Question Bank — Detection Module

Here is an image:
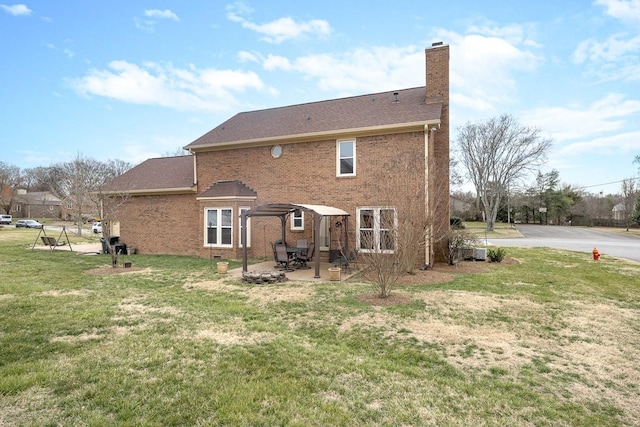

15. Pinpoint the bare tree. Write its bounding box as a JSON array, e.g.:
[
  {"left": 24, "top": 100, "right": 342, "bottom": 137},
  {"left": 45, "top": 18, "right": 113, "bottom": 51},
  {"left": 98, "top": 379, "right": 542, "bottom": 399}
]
[
  {"left": 621, "top": 179, "right": 637, "bottom": 231},
  {"left": 0, "top": 162, "right": 22, "bottom": 214},
  {"left": 355, "top": 149, "right": 449, "bottom": 298},
  {"left": 457, "top": 114, "right": 552, "bottom": 231}
]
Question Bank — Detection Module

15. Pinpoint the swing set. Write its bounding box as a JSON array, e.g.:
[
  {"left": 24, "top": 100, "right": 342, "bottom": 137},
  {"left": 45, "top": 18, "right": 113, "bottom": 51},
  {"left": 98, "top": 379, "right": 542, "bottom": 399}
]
[{"left": 31, "top": 226, "right": 73, "bottom": 252}]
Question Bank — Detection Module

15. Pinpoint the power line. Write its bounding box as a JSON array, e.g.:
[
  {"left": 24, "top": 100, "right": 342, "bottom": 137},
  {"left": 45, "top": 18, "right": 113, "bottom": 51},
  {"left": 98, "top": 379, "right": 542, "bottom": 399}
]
[{"left": 574, "top": 176, "right": 640, "bottom": 190}]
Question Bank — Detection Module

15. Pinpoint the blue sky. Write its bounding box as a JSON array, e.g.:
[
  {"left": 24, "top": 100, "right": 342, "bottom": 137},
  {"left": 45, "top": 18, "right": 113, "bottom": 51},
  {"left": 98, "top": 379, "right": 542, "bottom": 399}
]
[{"left": 1, "top": 1, "right": 639, "bottom": 195}]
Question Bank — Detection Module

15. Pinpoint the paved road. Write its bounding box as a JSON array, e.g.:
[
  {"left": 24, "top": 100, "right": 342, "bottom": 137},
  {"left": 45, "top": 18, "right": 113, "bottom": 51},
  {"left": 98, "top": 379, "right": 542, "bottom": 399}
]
[{"left": 486, "top": 224, "right": 640, "bottom": 263}]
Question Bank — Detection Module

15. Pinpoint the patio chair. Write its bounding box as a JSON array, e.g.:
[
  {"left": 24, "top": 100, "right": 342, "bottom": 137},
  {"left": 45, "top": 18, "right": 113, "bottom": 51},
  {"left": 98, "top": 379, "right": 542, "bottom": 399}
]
[
  {"left": 332, "top": 250, "right": 356, "bottom": 273},
  {"left": 274, "top": 243, "right": 294, "bottom": 272},
  {"left": 295, "top": 243, "right": 314, "bottom": 269}
]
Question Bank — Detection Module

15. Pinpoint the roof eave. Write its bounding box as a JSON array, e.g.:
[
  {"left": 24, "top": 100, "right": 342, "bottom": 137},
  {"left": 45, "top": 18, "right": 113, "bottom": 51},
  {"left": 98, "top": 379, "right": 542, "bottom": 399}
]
[
  {"left": 186, "top": 119, "right": 440, "bottom": 152},
  {"left": 100, "top": 186, "right": 197, "bottom": 196}
]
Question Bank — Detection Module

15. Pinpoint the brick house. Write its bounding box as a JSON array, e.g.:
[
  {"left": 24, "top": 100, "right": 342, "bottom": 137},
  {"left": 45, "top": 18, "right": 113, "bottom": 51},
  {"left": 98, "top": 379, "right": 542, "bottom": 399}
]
[
  {"left": 101, "top": 43, "right": 450, "bottom": 266},
  {"left": 12, "top": 190, "right": 62, "bottom": 219}
]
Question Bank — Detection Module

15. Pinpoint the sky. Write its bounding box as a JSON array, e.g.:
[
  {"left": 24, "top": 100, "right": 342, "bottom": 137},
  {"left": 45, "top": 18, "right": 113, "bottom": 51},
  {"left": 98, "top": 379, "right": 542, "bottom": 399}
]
[{"left": 1, "top": 0, "right": 639, "bottom": 195}]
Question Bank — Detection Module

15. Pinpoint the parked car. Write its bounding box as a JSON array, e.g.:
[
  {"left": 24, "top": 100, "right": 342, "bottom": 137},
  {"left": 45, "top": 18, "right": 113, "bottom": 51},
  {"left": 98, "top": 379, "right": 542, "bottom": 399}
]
[
  {"left": 0, "top": 215, "right": 12, "bottom": 225},
  {"left": 92, "top": 221, "right": 102, "bottom": 234},
  {"left": 15, "top": 219, "right": 43, "bottom": 229}
]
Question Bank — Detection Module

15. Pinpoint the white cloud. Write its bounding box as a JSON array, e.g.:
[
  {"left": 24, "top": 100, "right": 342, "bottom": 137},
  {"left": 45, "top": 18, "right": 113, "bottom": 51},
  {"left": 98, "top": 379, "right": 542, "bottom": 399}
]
[
  {"left": 257, "top": 23, "right": 539, "bottom": 106},
  {"left": 436, "top": 25, "right": 540, "bottom": 114},
  {"left": 226, "top": 2, "right": 331, "bottom": 43},
  {"left": 558, "top": 130, "right": 640, "bottom": 157},
  {"left": 573, "top": 34, "right": 640, "bottom": 63},
  {"left": 524, "top": 93, "right": 640, "bottom": 141},
  {"left": 0, "top": 3, "right": 32, "bottom": 16},
  {"left": 46, "top": 43, "right": 74, "bottom": 58},
  {"left": 572, "top": 1, "right": 640, "bottom": 81},
  {"left": 144, "top": 9, "right": 179, "bottom": 21},
  {"left": 135, "top": 9, "right": 179, "bottom": 32},
  {"left": 237, "top": 50, "right": 260, "bottom": 63},
  {"left": 595, "top": 0, "right": 640, "bottom": 25},
  {"left": 69, "top": 61, "right": 270, "bottom": 112},
  {"left": 260, "top": 46, "right": 424, "bottom": 95}
]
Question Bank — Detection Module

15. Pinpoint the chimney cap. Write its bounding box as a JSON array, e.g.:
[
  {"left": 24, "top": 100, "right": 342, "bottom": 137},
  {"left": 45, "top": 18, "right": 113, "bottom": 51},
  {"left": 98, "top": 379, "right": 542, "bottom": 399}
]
[{"left": 431, "top": 41, "right": 443, "bottom": 47}]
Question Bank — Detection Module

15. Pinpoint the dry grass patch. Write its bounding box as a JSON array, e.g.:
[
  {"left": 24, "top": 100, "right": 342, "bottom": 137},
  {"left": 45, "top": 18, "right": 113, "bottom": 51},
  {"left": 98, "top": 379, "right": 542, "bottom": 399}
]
[
  {"left": 193, "top": 329, "right": 278, "bottom": 346},
  {"left": 186, "top": 278, "right": 316, "bottom": 304},
  {"left": 85, "top": 266, "right": 153, "bottom": 275}
]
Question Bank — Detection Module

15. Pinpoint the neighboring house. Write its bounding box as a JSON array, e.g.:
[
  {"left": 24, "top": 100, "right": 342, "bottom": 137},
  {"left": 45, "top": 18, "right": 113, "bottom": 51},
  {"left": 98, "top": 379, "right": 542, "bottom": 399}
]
[
  {"left": 12, "top": 190, "right": 62, "bottom": 219},
  {"left": 612, "top": 203, "right": 624, "bottom": 220},
  {"left": 60, "top": 195, "right": 100, "bottom": 222},
  {"left": 101, "top": 43, "right": 451, "bottom": 265}
]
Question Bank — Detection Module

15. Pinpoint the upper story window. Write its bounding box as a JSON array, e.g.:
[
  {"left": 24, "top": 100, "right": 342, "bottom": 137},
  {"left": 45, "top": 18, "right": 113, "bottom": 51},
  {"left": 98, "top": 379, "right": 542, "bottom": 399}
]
[
  {"left": 206, "top": 208, "right": 233, "bottom": 247},
  {"left": 291, "top": 209, "right": 304, "bottom": 231},
  {"left": 337, "top": 139, "right": 355, "bottom": 177}
]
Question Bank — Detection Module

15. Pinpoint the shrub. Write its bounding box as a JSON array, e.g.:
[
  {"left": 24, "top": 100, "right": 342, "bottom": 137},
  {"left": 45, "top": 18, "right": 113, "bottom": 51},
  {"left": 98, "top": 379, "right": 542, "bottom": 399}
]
[
  {"left": 450, "top": 216, "right": 464, "bottom": 229},
  {"left": 487, "top": 247, "right": 506, "bottom": 263},
  {"left": 447, "top": 229, "right": 477, "bottom": 265}
]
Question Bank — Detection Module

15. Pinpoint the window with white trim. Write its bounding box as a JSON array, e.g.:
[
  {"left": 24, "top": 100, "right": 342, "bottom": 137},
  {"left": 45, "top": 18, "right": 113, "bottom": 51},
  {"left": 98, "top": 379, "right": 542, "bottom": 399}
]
[
  {"left": 291, "top": 209, "right": 304, "bottom": 231},
  {"left": 337, "top": 139, "right": 355, "bottom": 176},
  {"left": 357, "top": 207, "right": 397, "bottom": 253},
  {"left": 239, "top": 207, "right": 251, "bottom": 247},
  {"left": 206, "top": 208, "right": 232, "bottom": 247}
]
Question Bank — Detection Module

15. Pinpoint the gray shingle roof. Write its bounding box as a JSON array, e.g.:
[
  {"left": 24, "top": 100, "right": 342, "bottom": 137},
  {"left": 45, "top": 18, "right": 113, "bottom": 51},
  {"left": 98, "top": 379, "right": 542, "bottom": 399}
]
[
  {"left": 100, "top": 156, "right": 194, "bottom": 193},
  {"left": 185, "top": 86, "right": 440, "bottom": 149},
  {"left": 197, "top": 180, "right": 257, "bottom": 199}
]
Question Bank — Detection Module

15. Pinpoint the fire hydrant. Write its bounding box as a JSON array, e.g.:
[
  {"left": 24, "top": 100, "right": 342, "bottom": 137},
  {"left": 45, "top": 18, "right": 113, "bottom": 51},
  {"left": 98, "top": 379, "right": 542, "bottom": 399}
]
[{"left": 592, "top": 247, "right": 600, "bottom": 261}]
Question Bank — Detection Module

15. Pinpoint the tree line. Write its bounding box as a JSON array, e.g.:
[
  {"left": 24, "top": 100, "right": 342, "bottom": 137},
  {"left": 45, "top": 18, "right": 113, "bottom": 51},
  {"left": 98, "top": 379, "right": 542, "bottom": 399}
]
[
  {"left": 0, "top": 154, "right": 132, "bottom": 234},
  {"left": 453, "top": 114, "right": 640, "bottom": 229}
]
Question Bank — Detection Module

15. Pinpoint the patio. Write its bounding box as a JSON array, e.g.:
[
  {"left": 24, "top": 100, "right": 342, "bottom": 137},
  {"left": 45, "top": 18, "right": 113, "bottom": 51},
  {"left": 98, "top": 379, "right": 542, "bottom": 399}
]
[
  {"left": 241, "top": 203, "right": 352, "bottom": 279},
  {"left": 228, "top": 260, "right": 360, "bottom": 282}
]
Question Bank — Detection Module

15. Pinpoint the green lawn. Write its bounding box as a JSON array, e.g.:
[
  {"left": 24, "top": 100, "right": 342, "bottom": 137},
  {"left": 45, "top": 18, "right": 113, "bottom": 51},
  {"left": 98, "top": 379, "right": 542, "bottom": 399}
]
[{"left": 1, "top": 227, "right": 639, "bottom": 426}]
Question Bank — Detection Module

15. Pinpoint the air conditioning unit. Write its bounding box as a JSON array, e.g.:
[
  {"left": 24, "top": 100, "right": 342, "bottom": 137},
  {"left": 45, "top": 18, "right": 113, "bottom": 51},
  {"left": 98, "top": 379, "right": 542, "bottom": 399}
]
[
  {"left": 461, "top": 247, "right": 475, "bottom": 260},
  {"left": 474, "top": 248, "right": 487, "bottom": 261}
]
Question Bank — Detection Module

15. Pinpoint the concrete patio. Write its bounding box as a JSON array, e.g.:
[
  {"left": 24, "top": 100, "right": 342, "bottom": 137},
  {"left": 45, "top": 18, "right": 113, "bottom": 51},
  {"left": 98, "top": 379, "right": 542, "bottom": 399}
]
[{"left": 227, "top": 260, "right": 360, "bottom": 282}]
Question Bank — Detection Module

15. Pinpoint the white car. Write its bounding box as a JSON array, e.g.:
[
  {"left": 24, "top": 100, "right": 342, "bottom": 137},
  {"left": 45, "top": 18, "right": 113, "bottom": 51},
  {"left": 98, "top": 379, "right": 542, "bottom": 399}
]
[
  {"left": 92, "top": 221, "right": 103, "bottom": 234},
  {"left": 0, "top": 215, "right": 11, "bottom": 225}
]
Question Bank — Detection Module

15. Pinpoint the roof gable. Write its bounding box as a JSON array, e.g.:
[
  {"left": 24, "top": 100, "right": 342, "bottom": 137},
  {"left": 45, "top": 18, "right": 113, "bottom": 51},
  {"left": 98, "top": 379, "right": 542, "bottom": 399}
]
[
  {"left": 197, "top": 180, "right": 257, "bottom": 199},
  {"left": 185, "top": 87, "right": 441, "bottom": 150}
]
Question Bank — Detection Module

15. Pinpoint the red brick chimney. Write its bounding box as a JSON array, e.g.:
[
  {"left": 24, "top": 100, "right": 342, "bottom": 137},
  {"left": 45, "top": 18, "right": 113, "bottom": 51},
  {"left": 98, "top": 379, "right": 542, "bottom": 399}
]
[{"left": 426, "top": 42, "right": 450, "bottom": 262}]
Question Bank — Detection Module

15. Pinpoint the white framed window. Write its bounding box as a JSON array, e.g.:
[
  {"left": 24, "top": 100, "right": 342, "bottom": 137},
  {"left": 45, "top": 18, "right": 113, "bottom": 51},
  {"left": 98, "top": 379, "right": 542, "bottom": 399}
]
[
  {"left": 356, "top": 207, "right": 397, "bottom": 253},
  {"left": 337, "top": 139, "right": 356, "bottom": 176},
  {"left": 291, "top": 209, "right": 304, "bottom": 231},
  {"left": 205, "top": 208, "right": 233, "bottom": 247},
  {"left": 13, "top": 205, "right": 21, "bottom": 212},
  {"left": 239, "top": 207, "right": 251, "bottom": 247}
]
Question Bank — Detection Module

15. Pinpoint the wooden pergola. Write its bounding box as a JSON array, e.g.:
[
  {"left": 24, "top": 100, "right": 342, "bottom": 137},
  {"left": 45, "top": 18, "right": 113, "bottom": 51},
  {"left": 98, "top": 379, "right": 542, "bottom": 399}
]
[{"left": 241, "top": 203, "right": 350, "bottom": 278}]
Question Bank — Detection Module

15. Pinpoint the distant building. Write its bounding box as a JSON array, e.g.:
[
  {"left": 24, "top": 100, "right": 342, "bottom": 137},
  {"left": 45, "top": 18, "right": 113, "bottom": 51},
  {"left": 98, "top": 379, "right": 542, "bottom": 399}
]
[{"left": 12, "top": 190, "right": 62, "bottom": 219}]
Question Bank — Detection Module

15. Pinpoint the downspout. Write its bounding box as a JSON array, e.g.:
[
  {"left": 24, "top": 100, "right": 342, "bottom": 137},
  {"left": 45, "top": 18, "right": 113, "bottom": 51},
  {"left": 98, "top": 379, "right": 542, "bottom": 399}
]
[
  {"left": 241, "top": 211, "right": 248, "bottom": 273},
  {"left": 191, "top": 150, "right": 197, "bottom": 187},
  {"left": 424, "top": 124, "right": 431, "bottom": 267}
]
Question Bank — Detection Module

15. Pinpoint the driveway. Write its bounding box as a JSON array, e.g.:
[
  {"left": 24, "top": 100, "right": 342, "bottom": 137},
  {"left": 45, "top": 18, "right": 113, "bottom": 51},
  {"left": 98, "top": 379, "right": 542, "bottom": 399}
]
[{"left": 487, "top": 224, "right": 640, "bottom": 263}]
